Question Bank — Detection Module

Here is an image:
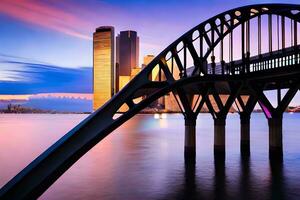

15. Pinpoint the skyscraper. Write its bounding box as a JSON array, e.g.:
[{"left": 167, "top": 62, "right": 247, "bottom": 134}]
[
  {"left": 116, "top": 30, "right": 139, "bottom": 92},
  {"left": 93, "top": 26, "right": 115, "bottom": 111}
]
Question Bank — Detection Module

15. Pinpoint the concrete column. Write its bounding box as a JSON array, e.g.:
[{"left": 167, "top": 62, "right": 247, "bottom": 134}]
[
  {"left": 268, "top": 117, "right": 283, "bottom": 159},
  {"left": 184, "top": 117, "right": 196, "bottom": 162},
  {"left": 214, "top": 118, "right": 226, "bottom": 156},
  {"left": 240, "top": 114, "right": 250, "bottom": 156}
]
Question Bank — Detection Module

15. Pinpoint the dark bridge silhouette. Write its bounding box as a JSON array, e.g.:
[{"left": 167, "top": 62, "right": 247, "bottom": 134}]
[{"left": 1, "top": 4, "right": 300, "bottom": 199}]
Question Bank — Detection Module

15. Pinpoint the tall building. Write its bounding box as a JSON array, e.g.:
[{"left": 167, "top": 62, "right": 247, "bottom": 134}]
[
  {"left": 93, "top": 26, "right": 115, "bottom": 111},
  {"left": 116, "top": 30, "right": 139, "bottom": 92}
]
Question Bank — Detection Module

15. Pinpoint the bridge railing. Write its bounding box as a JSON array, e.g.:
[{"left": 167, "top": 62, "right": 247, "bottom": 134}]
[
  {"left": 247, "top": 47, "right": 300, "bottom": 74},
  {"left": 205, "top": 46, "right": 300, "bottom": 76}
]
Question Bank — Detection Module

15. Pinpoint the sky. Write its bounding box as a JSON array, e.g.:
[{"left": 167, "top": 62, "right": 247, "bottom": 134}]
[{"left": 0, "top": 0, "right": 299, "bottom": 103}]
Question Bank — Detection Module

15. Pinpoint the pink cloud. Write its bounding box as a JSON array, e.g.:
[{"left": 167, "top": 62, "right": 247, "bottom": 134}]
[{"left": 0, "top": 0, "right": 95, "bottom": 40}]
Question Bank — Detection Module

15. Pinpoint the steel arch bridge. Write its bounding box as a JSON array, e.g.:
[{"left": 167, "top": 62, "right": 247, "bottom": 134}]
[{"left": 1, "top": 3, "right": 300, "bottom": 199}]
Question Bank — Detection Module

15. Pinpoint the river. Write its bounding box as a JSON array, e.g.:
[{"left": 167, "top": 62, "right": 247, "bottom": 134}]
[{"left": 0, "top": 113, "right": 299, "bottom": 199}]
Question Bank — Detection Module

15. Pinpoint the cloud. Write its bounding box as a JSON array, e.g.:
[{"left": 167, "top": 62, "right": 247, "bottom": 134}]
[
  {"left": 0, "top": 56, "right": 92, "bottom": 94},
  {"left": 0, "top": 0, "right": 93, "bottom": 40}
]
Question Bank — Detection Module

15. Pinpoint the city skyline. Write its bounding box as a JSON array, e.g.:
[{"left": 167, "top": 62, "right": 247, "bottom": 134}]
[{"left": 93, "top": 27, "right": 141, "bottom": 110}]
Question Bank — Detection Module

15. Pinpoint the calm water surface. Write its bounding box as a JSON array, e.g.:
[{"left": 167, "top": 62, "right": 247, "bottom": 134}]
[{"left": 0, "top": 113, "right": 300, "bottom": 200}]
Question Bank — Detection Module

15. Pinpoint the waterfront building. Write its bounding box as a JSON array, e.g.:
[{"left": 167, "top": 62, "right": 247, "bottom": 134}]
[
  {"left": 116, "top": 30, "right": 139, "bottom": 92},
  {"left": 93, "top": 26, "right": 115, "bottom": 111}
]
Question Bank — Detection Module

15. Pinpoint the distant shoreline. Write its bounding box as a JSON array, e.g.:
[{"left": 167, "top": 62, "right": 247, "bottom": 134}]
[
  {"left": 0, "top": 111, "right": 299, "bottom": 114},
  {"left": 1, "top": 103, "right": 300, "bottom": 114}
]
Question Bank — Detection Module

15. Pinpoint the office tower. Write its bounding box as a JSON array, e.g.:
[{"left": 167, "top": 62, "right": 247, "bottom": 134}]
[
  {"left": 116, "top": 30, "right": 139, "bottom": 76},
  {"left": 93, "top": 26, "right": 115, "bottom": 111},
  {"left": 116, "top": 30, "right": 139, "bottom": 92}
]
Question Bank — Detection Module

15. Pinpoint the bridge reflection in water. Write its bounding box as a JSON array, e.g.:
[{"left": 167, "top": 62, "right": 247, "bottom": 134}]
[
  {"left": 167, "top": 150, "right": 247, "bottom": 199},
  {"left": 160, "top": 155, "right": 285, "bottom": 200},
  {"left": 1, "top": 3, "right": 300, "bottom": 199}
]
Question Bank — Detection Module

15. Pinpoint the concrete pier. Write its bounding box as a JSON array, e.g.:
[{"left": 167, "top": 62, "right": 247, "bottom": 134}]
[
  {"left": 184, "top": 117, "right": 196, "bottom": 162},
  {"left": 184, "top": 118, "right": 196, "bottom": 162},
  {"left": 268, "top": 117, "right": 283, "bottom": 159},
  {"left": 214, "top": 118, "right": 226, "bottom": 156},
  {"left": 240, "top": 115, "right": 250, "bottom": 156}
]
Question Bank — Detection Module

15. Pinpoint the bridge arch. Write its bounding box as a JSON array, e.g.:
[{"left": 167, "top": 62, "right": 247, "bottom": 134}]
[
  {"left": 145, "top": 4, "right": 300, "bottom": 78},
  {"left": 121, "top": 6, "right": 300, "bottom": 80}
]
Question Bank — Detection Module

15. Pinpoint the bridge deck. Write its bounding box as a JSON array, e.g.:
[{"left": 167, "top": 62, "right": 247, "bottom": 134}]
[{"left": 135, "top": 45, "right": 300, "bottom": 97}]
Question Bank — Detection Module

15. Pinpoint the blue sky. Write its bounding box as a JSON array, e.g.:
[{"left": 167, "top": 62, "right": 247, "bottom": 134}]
[
  {"left": 0, "top": 0, "right": 299, "bottom": 97},
  {"left": 1, "top": 0, "right": 299, "bottom": 67}
]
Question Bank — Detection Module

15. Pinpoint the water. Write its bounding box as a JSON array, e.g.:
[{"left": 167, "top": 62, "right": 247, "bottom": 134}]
[{"left": 0, "top": 113, "right": 300, "bottom": 199}]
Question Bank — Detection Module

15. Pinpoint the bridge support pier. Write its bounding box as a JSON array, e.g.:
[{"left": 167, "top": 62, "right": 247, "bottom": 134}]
[
  {"left": 184, "top": 117, "right": 196, "bottom": 163},
  {"left": 268, "top": 117, "right": 283, "bottom": 159},
  {"left": 254, "top": 85, "right": 298, "bottom": 160},
  {"left": 240, "top": 114, "right": 250, "bottom": 156},
  {"left": 214, "top": 118, "right": 226, "bottom": 157}
]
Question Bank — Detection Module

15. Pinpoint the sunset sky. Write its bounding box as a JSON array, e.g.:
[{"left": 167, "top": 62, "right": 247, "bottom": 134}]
[{"left": 0, "top": 0, "right": 299, "bottom": 99}]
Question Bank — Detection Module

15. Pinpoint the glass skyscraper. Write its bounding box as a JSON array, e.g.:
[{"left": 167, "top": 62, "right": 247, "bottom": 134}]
[
  {"left": 116, "top": 30, "right": 139, "bottom": 92},
  {"left": 93, "top": 26, "right": 115, "bottom": 111}
]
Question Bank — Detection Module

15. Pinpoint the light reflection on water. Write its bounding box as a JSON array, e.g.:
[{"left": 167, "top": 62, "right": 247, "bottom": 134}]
[{"left": 0, "top": 113, "right": 299, "bottom": 199}]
